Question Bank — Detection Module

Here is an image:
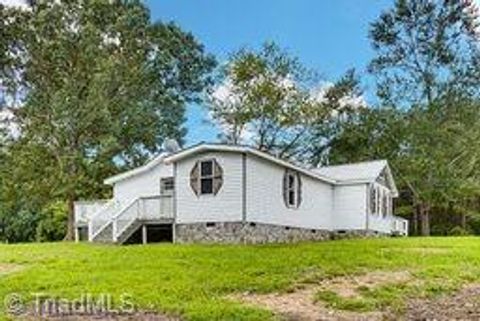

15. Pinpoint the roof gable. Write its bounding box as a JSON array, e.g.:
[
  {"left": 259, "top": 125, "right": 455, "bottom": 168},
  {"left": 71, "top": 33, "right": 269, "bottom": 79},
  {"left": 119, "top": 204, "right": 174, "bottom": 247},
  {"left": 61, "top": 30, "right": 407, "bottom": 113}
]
[
  {"left": 313, "top": 160, "right": 387, "bottom": 182},
  {"left": 163, "top": 144, "right": 336, "bottom": 184},
  {"left": 104, "top": 143, "right": 398, "bottom": 196}
]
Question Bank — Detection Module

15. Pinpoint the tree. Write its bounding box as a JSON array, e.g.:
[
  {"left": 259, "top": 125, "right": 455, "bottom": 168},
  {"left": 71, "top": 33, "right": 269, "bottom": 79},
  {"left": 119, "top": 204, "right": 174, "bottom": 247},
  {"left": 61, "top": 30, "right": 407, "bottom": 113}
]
[
  {"left": 366, "top": 0, "right": 480, "bottom": 235},
  {"left": 327, "top": 96, "right": 480, "bottom": 236},
  {"left": 369, "top": 0, "right": 480, "bottom": 106},
  {"left": 302, "top": 69, "right": 365, "bottom": 166},
  {"left": 36, "top": 200, "right": 68, "bottom": 242},
  {"left": 0, "top": 0, "right": 215, "bottom": 240},
  {"left": 208, "top": 42, "right": 363, "bottom": 161}
]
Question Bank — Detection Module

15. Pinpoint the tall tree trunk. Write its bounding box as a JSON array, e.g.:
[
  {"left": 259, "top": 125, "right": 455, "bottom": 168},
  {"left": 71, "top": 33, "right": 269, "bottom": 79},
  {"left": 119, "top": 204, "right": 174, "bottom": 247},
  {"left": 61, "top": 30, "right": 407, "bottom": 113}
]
[
  {"left": 65, "top": 194, "right": 76, "bottom": 241},
  {"left": 64, "top": 156, "right": 78, "bottom": 241},
  {"left": 413, "top": 203, "right": 419, "bottom": 235},
  {"left": 420, "top": 203, "right": 430, "bottom": 236},
  {"left": 461, "top": 212, "right": 467, "bottom": 230},
  {"left": 460, "top": 200, "right": 467, "bottom": 230}
]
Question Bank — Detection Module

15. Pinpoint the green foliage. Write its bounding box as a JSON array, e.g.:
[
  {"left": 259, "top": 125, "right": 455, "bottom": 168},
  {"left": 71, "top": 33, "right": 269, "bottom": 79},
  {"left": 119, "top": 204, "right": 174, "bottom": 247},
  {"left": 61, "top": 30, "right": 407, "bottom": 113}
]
[
  {"left": 0, "top": 0, "right": 215, "bottom": 239},
  {"left": 36, "top": 201, "right": 67, "bottom": 242},
  {"left": 369, "top": 0, "right": 480, "bottom": 106},
  {"left": 448, "top": 226, "right": 470, "bottom": 237},
  {"left": 465, "top": 216, "right": 480, "bottom": 235},
  {"left": 328, "top": 97, "right": 480, "bottom": 235},
  {"left": 0, "top": 207, "right": 38, "bottom": 243},
  {"left": 0, "top": 200, "right": 67, "bottom": 243},
  {"left": 208, "top": 42, "right": 362, "bottom": 161},
  {"left": 325, "top": 0, "right": 480, "bottom": 235},
  {"left": 1, "top": 0, "right": 479, "bottom": 242}
]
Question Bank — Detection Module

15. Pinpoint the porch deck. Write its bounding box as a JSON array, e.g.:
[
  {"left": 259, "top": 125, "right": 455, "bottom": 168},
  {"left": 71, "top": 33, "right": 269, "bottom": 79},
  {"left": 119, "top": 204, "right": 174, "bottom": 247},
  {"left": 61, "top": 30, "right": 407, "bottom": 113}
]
[{"left": 74, "top": 195, "right": 174, "bottom": 243}]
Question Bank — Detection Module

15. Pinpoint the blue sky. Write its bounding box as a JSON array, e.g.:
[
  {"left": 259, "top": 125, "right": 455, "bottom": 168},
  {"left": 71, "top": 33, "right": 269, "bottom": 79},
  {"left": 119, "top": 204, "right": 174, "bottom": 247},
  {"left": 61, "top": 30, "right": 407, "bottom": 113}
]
[{"left": 147, "top": 0, "right": 395, "bottom": 145}]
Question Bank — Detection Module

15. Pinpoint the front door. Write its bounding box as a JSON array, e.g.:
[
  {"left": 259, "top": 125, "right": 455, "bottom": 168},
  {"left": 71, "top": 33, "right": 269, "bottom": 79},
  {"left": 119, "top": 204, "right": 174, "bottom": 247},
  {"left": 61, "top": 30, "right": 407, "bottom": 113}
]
[{"left": 160, "top": 177, "right": 174, "bottom": 217}]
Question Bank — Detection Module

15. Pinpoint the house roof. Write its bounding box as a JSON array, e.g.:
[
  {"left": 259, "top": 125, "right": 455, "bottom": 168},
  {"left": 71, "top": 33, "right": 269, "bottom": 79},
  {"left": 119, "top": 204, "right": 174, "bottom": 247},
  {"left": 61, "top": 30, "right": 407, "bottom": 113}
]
[
  {"left": 312, "top": 160, "right": 398, "bottom": 196},
  {"left": 313, "top": 160, "right": 387, "bottom": 182},
  {"left": 104, "top": 143, "right": 398, "bottom": 196},
  {"left": 163, "top": 143, "right": 337, "bottom": 184}
]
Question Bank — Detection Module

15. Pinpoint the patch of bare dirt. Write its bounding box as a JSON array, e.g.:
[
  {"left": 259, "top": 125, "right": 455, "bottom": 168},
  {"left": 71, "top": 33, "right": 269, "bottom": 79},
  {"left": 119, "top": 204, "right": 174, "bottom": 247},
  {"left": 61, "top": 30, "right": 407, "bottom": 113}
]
[
  {"left": 400, "top": 247, "right": 452, "bottom": 255},
  {"left": 405, "top": 284, "right": 480, "bottom": 321},
  {"left": 319, "top": 270, "right": 411, "bottom": 298},
  {"left": 232, "top": 270, "right": 411, "bottom": 321},
  {"left": 235, "top": 287, "right": 384, "bottom": 321},
  {"left": 0, "top": 263, "right": 23, "bottom": 275},
  {"left": 20, "top": 312, "right": 181, "bottom": 321}
]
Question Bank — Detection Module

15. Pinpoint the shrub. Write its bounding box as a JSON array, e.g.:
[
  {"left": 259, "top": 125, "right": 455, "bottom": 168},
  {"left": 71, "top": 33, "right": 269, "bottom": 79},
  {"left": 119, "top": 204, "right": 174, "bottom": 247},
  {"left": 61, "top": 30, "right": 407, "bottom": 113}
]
[
  {"left": 448, "top": 226, "right": 470, "bottom": 236},
  {"left": 0, "top": 208, "right": 39, "bottom": 243},
  {"left": 36, "top": 201, "right": 67, "bottom": 242}
]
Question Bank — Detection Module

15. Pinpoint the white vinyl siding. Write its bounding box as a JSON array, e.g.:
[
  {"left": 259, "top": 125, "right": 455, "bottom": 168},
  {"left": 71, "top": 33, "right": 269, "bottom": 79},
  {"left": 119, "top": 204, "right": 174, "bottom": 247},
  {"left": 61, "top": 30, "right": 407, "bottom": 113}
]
[
  {"left": 332, "top": 184, "right": 368, "bottom": 230},
  {"left": 113, "top": 162, "right": 173, "bottom": 205},
  {"left": 246, "top": 155, "right": 333, "bottom": 229},
  {"left": 111, "top": 147, "right": 400, "bottom": 235},
  {"left": 175, "top": 152, "right": 243, "bottom": 223}
]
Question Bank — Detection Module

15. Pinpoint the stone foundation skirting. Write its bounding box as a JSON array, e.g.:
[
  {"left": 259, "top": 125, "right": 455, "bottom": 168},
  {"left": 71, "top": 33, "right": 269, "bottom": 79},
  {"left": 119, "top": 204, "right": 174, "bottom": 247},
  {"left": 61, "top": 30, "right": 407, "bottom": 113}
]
[
  {"left": 174, "top": 222, "right": 331, "bottom": 244},
  {"left": 331, "top": 229, "right": 387, "bottom": 240}
]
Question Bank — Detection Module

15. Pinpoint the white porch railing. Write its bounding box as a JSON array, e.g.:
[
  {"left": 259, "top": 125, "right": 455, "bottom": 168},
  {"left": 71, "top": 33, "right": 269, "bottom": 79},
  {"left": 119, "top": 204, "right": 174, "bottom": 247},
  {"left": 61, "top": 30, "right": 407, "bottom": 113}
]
[
  {"left": 74, "top": 200, "right": 110, "bottom": 225},
  {"left": 112, "top": 195, "right": 173, "bottom": 242},
  {"left": 139, "top": 195, "right": 173, "bottom": 221},
  {"left": 112, "top": 198, "right": 139, "bottom": 241},
  {"left": 88, "top": 200, "right": 121, "bottom": 241},
  {"left": 392, "top": 216, "right": 409, "bottom": 236}
]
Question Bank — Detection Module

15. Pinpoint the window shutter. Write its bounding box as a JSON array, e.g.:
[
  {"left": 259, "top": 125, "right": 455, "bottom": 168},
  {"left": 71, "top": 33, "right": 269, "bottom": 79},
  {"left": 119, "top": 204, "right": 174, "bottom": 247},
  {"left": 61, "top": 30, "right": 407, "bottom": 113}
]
[
  {"left": 282, "top": 170, "right": 288, "bottom": 207},
  {"left": 296, "top": 172, "right": 302, "bottom": 207},
  {"left": 212, "top": 159, "right": 223, "bottom": 195},
  {"left": 190, "top": 161, "right": 200, "bottom": 196}
]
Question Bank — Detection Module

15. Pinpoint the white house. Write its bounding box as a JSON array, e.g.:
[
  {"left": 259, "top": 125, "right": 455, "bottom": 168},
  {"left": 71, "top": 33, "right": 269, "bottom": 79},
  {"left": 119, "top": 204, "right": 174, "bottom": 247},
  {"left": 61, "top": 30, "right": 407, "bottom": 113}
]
[{"left": 74, "top": 143, "right": 408, "bottom": 244}]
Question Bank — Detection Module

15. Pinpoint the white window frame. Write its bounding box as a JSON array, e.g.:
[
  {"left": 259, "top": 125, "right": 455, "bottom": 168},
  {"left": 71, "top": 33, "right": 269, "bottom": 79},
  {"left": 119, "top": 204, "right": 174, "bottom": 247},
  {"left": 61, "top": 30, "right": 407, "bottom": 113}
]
[
  {"left": 199, "top": 159, "right": 215, "bottom": 195},
  {"left": 382, "top": 190, "right": 387, "bottom": 218},
  {"left": 370, "top": 184, "right": 394, "bottom": 218},
  {"left": 160, "top": 177, "right": 174, "bottom": 196},
  {"left": 388, "top": 195, "right": 393, "bottom": 216},
  {"left": 286, "top": 171, "right": 299, "bottom": 208},
  {"left": 376, "top": 186, "right": 381, "bottom": 216},
  {"left": 369, "top": 184, "right": 377, "bottom": 216}
]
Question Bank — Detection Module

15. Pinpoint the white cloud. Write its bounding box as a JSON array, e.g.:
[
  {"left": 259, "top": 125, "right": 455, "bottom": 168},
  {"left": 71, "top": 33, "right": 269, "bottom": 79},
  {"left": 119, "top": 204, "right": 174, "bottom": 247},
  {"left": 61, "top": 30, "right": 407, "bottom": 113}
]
[
  {"left": 310, "top": 82, "right": 366, "bottom": 109},
  {"left": 210, "top": 79, "right": 240, "bottom": 106},
  {"left": 0, "top": 0, "right": 29, "bottom": 8},
  {"left": 470, "top": 1, "right": 480, "bottom": 35},
  {"left": 0, "top": 109, "right": 19, "bottom": 139}
]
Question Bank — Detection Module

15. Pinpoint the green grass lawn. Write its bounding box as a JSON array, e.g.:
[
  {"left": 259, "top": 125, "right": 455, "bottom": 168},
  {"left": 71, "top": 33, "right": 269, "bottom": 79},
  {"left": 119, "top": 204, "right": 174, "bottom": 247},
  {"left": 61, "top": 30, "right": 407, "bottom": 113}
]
[{"left": 0, "top": 237, "right": 479, "bottom": 320}]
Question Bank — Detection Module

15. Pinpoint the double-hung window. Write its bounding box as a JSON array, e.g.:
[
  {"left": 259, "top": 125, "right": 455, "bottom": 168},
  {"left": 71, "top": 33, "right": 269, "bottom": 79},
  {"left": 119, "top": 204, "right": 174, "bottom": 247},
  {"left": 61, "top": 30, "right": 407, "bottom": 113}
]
[
  {"left": 190, "top": 158, "right": 223, "bottom": 196},
  {"left": 370, "top": 185, "right": 377, "bottom": 215},
  {"left": 283, "top": 169, "right": 302, "bottom": 209},
  {"left": 160, "top": 177, "right": 174, "bottom": 196},
  {"left": 382, "top": 191, "right": 388, "bottom": 218},
  {"left": 287, "top": 171, "right": 298, "bottom": 207},
  {"left": 200, "top": 160, "right": 214, "bottom": 195}
]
